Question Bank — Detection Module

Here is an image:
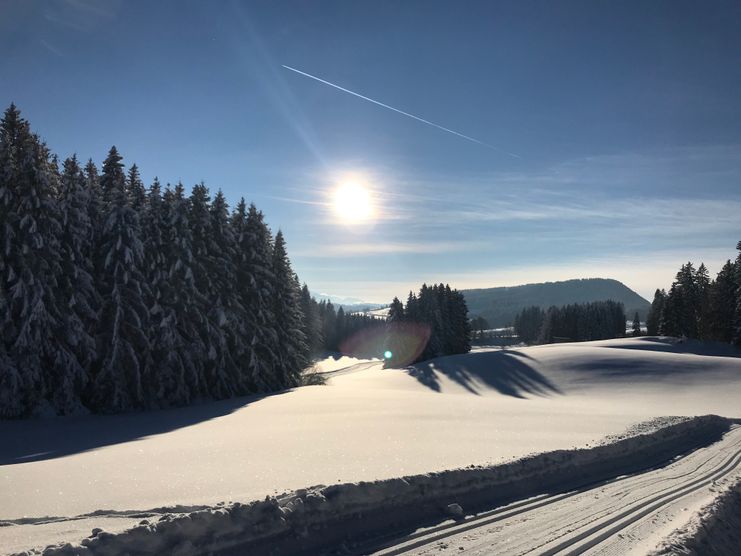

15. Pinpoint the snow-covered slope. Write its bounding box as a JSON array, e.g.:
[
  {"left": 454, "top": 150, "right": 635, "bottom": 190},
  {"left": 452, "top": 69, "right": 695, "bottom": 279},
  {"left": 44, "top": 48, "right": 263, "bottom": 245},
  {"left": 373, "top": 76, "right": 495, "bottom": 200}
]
[{"left": 2, "top": 337, "right": 740, "bottom": 553}]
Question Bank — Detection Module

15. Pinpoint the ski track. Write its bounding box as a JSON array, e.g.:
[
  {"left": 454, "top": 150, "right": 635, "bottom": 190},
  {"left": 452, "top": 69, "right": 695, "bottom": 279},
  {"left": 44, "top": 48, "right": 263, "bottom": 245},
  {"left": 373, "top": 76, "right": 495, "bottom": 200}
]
[{"left": 370, "top": 425, "right": 741, "bottom": 556}]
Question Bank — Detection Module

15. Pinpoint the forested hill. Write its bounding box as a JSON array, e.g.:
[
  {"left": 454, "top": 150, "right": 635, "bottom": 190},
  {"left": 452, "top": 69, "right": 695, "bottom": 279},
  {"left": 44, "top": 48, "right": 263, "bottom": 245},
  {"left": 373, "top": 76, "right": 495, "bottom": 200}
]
[{"left": 462, "top": 278, "right": 650, "bottom": 327}]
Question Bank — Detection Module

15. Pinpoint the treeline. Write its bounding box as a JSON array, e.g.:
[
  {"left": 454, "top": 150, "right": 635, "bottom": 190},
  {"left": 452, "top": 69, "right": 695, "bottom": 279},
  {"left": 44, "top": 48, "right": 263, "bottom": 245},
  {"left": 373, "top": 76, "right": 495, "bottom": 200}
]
[
  {"left": 646, "top": 243, "right": 741, "bottom": 345},
  {"left": 0, "top": 104, "right": 309, "bottom": 418},
  {"left": 385, "top": 283, "right": 471, "bottom": 366},
  {"left": 299, "top": 287, "right": 386, "bottom": 357},
  {"left": 514, "top": 300, "right": 627, "bottom": 344}
]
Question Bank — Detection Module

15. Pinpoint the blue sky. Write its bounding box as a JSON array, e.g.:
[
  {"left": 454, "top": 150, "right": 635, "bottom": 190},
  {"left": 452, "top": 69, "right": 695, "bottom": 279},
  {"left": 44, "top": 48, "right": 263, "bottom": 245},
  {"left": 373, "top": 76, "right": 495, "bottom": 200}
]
[{"left": 2, "top": 0, "right": 740, "bottom": 302}]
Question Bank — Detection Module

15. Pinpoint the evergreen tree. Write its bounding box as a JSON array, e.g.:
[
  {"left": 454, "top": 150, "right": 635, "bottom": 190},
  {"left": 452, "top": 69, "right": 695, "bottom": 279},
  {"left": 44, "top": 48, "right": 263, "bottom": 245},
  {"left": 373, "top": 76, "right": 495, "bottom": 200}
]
[
  {"left": 734, "top": 241, "right": 741, "bottom": 346},
  {"left": 188, "top": 183, "right": 229, "bottom": 398},
  {"left": 384, "top": 283, "right": 470, "bottom": 364},
  {"left": 696, "top": 263, "right": 711, "bottom": 339},
  {"left": 514, "top": 306, "right": 545, "bottom": 344},
  {"left": 232, "top": 200, "right": 279, "bottom": 391},
  {"left": 632, "top": 312, "right": 641, "bottom": 336},
  {"left": 319, "top": 300, "right": 338, "bottom": 351},
  {"left": 646, "top": 289, "right": 665, "bottom": 336},
  {"left": 84, "top": 158, "right": 103, "bottom": 244},
  {"left": 126, "top": 163, "right": 146, "bottom": 211},
  {"left": 706, "top": 260, "right": 736, "bottom": 343},
  {"left": 447, "top": 286, "right": 472, "bottom": 354},
  {"left": 660, "top": 283, "right": 681, "bottom": 337},
  {"left": 299, "top": 284, "right": 323, "bottom": 355},
  {"left": 519, "top": 301, "right": 625, "bottom": 345},
  {"left": 0, "top": 105, "right": 323, "bottom": 416},
  {"left": 205, "top": 189, "right": 245, "bottom": 397},
  {"left": 58, "top": 155, "right": 98, "bottom": 384},
  {"left": 271, "top": 231, "right": 308, "bottom": 387},
  {"left": 674, "top": 262, "right": 699, "bottom": 337},
  {"left": 388, "top": 297, "right": 404, "bottom": 322},
  {"left": 0, "top": 105, "right": 25, "bottom": 416},
  {"left": 142, "top": 181, "right": 197, "bottom": 406},
  {"left": 160, "top": 183, "right": 207, "bottom": 402},
  {"left": 0, "top": 106, "right": 82, "bottom": 415},
  {"left": 91, "top": 147, "right": 150, "bottom": 412}
]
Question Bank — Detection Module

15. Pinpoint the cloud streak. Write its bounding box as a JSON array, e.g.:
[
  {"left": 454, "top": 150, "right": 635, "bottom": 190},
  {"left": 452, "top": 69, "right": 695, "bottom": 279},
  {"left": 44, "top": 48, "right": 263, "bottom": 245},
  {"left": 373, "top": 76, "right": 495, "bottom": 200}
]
[
  {"left": 294, "top": 239, "right": 488, "bottom": 258},
  {"left": 282, "top": 64, "right": 520, "bottom": 158}
]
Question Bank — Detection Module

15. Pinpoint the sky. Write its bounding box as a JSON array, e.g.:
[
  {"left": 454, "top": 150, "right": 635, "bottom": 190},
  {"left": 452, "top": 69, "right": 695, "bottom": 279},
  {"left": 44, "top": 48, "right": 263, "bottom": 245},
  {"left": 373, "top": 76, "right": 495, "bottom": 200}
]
[{"left": 1, "top": 0, "right": 740, "bottom": 303}]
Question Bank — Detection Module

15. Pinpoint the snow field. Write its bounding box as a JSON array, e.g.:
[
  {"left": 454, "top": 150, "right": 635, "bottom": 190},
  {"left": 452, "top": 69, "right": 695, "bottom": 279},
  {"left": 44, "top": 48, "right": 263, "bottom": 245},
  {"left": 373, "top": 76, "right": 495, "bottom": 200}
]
[
  {"left": 20, "top": 416, "right": 732, "bottom": 555},
  {"left": 2, "top": 337, "right": 740, "bottom": 553}
]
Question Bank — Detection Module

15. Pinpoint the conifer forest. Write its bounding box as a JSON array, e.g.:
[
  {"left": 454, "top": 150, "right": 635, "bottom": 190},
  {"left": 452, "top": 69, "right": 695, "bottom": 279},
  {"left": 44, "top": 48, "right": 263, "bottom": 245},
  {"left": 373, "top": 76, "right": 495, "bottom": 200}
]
[{"left": 0, "top": 105, "right": 472, "bottom": 418}]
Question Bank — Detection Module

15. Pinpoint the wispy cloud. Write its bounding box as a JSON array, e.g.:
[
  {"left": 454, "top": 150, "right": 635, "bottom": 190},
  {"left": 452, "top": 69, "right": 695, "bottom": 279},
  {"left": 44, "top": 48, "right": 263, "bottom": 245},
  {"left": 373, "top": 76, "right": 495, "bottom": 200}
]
[
  {"left": 306, "top": 246, "right": 737, "bottom": 303},
  {"left": 43, "top": 0, "right": 120, "bottom": 32},
  {"left": 294, "top": 239, "right": 488, "bottom": 258},
  {"left": 279, "top": 143, "right": 740, "bottom": 301},
  {"left": 39, "top": 39, "right": 63, "bottom": 57}
]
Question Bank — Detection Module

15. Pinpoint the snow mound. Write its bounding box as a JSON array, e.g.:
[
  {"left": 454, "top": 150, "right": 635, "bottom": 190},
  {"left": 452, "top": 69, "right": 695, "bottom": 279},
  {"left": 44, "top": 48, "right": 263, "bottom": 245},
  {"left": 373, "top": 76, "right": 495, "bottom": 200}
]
[{"left": 23, "top": 415, "right": 730, "bottom": 556}]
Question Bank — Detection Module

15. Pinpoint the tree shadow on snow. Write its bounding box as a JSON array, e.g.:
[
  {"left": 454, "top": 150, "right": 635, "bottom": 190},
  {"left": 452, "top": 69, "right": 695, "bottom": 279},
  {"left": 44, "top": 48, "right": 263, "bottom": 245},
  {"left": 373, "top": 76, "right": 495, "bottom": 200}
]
[
  {"left": 605, "top": 336, "right": 741, "bottom": 358},
  {"left": 0, "top": 390, "right": 291, "bottom": 466},
  {"left": 406, "top": 350, "right": 562, "bottom": 398}
]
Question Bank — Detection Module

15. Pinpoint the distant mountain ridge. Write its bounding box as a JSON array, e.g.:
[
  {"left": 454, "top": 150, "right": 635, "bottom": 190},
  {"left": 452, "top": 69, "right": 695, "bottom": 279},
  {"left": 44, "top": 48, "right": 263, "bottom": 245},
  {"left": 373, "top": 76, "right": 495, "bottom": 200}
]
[{"left": 462, "top": 278, "right": 650, "bottom": 327}]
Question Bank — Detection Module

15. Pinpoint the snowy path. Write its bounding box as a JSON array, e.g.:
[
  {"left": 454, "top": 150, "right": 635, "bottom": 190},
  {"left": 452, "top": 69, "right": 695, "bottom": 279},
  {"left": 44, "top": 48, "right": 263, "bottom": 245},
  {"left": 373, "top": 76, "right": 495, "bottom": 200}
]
[{"left": 369, "top": 425, "right": 741, "bottom": 556}]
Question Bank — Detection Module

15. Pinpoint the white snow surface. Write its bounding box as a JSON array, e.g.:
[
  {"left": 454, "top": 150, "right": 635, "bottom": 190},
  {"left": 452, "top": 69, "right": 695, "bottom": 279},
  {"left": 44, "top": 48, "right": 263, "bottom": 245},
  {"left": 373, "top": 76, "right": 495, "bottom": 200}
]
[
  {"left": 309, "top": 353, "right": 380, "bottom": 374},
  {"left": 2, "top": 337, "right": 740, "bottom": 553},
  {"left": 650, "top": 476, "right": 741, "bottom": 555}
]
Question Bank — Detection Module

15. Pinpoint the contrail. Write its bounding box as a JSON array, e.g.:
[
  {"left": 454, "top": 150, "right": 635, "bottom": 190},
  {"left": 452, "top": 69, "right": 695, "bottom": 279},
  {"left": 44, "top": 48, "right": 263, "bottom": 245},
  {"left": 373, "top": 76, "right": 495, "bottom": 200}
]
[{"left": 282, "top": 64, "right": 520, "bottom": 158}]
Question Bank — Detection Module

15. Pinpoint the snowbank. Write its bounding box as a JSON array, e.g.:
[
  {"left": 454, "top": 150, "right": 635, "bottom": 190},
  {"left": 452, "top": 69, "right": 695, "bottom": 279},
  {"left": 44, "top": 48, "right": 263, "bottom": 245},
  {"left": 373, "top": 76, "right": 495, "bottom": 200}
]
[
  {"left": 24, "top": 415, "right": 730, "bottom": 556},
  {"left": 650, "top": 476, "right": 741, "bottom": 556}
]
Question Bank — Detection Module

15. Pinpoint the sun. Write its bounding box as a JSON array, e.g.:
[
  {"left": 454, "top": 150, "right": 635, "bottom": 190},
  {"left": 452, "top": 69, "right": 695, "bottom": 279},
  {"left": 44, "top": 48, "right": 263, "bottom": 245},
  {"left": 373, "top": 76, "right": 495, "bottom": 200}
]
[{"left": 333, "top": 180, "right": 374, "bottom": 223}]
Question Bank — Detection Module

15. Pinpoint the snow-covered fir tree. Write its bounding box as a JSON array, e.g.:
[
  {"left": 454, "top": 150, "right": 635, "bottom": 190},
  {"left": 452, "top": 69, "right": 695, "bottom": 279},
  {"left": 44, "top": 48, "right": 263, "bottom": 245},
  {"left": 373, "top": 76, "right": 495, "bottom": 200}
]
[
  {"left": 231, "top": 200, "right": 280, "bottom": 391},
  {"left": 157, "top": 183, "right": 207, "bottom": 403},
  {"left": 734, "top": 241, "right": 741, "bottom": 346},
  {"left": 299, "top": 284, "right": 323, "bottom": 356},
  {"left": 271, "top": 230, "right": 309, "bottom": 387},
  {"left": 188, "top": 183, "right": 239, "bottom": 399},
  {"left": 206, "top": 189, "right": 246, "bottom": 396},
  {"left": 0, "top": 105, "right": 82, "bottom": 416},
  {"left": 58, "top": 155, "right": 98, "bottom": 383},
  {"left": 84, "top": 158, "right": 103, "bottom": 245},
  {"left": 126, "top": 164, "right": 146, "bottom": 212},
  {"left": 707, "top": 261, "right": 736, "bottom": 343},
  {"left": 142, "top": 179, "right": 195, "bottom": 406},
  {"left": 646, "top": 289, "right": 666, "bottom": 336},
  {"left": 0, "top": 106, "right": 330, "bottom": 417},
  {"left": 91, "top": 147, "right": 150, "bottom": 412}
]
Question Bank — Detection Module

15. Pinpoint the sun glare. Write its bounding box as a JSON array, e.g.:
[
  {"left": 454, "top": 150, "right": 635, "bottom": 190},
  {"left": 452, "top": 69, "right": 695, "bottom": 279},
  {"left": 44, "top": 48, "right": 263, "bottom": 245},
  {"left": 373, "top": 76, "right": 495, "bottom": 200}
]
[{"left": 333, "top": 181, "right": 374, "bottom": 223}]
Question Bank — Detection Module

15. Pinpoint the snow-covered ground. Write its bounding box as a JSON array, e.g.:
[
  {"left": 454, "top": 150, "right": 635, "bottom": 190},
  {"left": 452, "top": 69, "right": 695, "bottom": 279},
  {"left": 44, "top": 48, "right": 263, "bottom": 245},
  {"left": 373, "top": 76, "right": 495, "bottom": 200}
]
[
  {"left": 651, "top": 475, "right": 741, "bottom": 555},
  {"left": 2, "top": 337, "right": 740, "bottom": 554},
  {"left": 351, "top": 306, "right": 391, "bottom": 319},
  {"left": 309, "top": 353, "right": 381, "bottom": 374}
]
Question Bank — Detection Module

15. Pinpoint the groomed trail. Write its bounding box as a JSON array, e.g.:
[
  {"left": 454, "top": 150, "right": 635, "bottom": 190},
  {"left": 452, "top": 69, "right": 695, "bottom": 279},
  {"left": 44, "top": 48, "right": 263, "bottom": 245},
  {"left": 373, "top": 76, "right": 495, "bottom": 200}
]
[{"left": 369, "top": 424, "right": 741, "bottom": 556}]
